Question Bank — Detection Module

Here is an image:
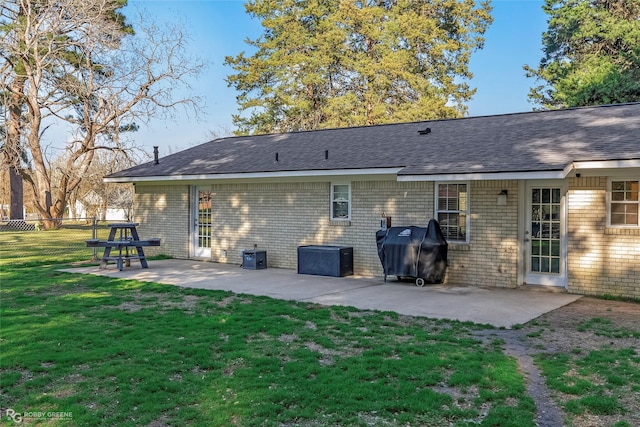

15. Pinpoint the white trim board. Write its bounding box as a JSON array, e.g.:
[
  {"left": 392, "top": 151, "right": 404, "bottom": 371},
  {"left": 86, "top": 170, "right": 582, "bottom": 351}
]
[
  {"left": 104, "top": 168, "right": 404, "bottom": 183},
  {"left": 106, "top": 158, "right": 640, "bottom": 184}
]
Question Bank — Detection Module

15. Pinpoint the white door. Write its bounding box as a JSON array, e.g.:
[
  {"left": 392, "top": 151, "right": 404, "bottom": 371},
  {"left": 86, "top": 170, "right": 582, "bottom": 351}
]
[
  {"left": 191, "top": 186, "right": 212, "bottom": 258},
  {"left": 524, "top": 181, "right": 567, "bottom": 287}
]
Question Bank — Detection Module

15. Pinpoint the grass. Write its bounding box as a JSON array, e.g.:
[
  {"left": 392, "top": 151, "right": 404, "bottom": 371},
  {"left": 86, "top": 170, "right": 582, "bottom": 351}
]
[
  {"left": 534, "top": 329, "right": 640, "bottom": 424},
  {"left": 577, "top": 317, "right": 640, "bottom": 339},
  {"left": 0, "top": 225, "right": 109, "bottom": 268},
  {"left": 3, "top": 232, "right": 639, "bottom": 426},
  {"left": 1, "top": 250, "right": 536, "bottom": 425},
  {"left": 0, "top": 225, "right": 168, "bottom": 269},
  {"left": 525, "top": 329, "right": 544, "bottom": 338}
]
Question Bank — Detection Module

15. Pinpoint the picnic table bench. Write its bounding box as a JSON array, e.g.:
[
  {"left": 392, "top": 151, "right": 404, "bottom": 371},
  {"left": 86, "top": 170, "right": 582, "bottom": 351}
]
[{"left": 86, "top": 223, "right": 160, "bottom": 271}]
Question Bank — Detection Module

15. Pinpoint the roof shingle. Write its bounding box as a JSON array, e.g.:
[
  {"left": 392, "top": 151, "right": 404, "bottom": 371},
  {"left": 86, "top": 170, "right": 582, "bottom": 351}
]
[{"left": 108, "top": 103, "right": 640, "bottom": 180}]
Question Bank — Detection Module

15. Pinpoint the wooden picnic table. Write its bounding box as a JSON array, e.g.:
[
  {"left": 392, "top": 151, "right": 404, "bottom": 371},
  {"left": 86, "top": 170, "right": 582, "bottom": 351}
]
[{"left": 86, "top": 222, "right": 160, "bottom": 271}]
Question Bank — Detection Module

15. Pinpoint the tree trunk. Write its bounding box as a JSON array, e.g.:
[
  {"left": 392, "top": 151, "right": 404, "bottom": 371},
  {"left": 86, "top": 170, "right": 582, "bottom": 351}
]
[
  {"left": 68, "top": 190, "right": 78, "bottom": 219},
  {"left": 101, "top": 200, "right": 108, "bottom": 221},
  {"left": 8, "top": 168, "right": 24, "bottom": 220},
  {"left": 6, "top": 74, "right": 26, "bottom": 220},
  {"left": 23, "top": 67, "right": 56, "bottom": 225}
]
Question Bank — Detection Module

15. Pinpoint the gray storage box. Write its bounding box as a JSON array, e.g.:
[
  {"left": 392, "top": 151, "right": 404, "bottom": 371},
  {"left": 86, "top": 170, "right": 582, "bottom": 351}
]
[
  {"left": 243, "top": 250, "right": 267, "bottom": 270},
  {"left": 297, "top": 245, "right": 353, "bottom": 277}
]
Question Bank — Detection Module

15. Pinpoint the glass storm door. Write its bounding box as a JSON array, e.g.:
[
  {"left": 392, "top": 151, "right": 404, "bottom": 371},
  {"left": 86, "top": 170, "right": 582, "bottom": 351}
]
[
  {"left": 192, "top": 187, "right": 212, "bottom": 258},
  {"left": 524, "top": 181, "right": 567, "bottom": 287}
]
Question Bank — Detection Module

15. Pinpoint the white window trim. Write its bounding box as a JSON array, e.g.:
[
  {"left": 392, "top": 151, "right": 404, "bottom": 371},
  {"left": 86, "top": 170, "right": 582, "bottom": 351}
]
[
  {"left": 330, "top": 182, "right": 351, "bottom": 221},
  {"left": 607, "top": 177, "right": 640, "bottom": 228},
  {"left": 435, "top": 181, "right": 470, "bottom": 243}
]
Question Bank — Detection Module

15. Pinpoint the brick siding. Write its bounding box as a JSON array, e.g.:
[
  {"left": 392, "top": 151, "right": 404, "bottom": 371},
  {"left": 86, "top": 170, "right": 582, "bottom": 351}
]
[
  {"left": 205, "top": 180, "right": 435, "bottom": 275},
  {"left": 567, "top": 177, "right": 640, "bottom": 298},
  {"left": 445, "top": 180, "right": 519, "bottom": 288},
  {"left": 133, "top": 179, "right": 520, "bottom": 287},
  {"left": 134, "top": 184, "right": 190, "bottom": 259},
  {"left": 131, "top": 176, "right": 639, "bottom": 298}
]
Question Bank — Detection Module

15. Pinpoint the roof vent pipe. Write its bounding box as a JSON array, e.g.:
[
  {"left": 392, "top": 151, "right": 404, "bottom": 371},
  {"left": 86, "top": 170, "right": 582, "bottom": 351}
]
[
  {"left": 418, "top": 127, "right": 431, "bottom": 135},
  {"left": 275, "top": 152, "right": 279, "bottom": 162},
  {"left": 325, "top": 150, "right": 329, "bottom": 160},
  {"left": 153, "top": 146, "right": 159, "bottom": 165}
]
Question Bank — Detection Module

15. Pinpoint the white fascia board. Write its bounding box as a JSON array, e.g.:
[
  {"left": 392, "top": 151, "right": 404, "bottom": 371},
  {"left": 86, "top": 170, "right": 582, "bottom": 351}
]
[
  {"left": 569, "top": 159, "right": 640, "bottom": 171},
  {"left": 103, "top": 167, "right": 404, "bottom": 183},
  {"left": 563, "top": 159, "right": 640, "bottom": 177},
  {"left": 397, "top": 170, "right": 565, "bottom": 182}
]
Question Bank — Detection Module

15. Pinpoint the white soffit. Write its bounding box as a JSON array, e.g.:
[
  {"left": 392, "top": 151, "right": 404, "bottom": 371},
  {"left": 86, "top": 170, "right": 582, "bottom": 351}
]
[
  {"left": 105, "top": 159, "right": 640, "bottom": 184},
  {"left": 103, "top": 167, "right": 404, "bottom": 183},
  {"left": 397, "top": 170, "right": 565, "bottom": 182},
  {"left": 566, "top": 159, "right": 640, "bottom": 172},
  {"left": 400, "top": 159, "right": 640, "bottom": 182}
]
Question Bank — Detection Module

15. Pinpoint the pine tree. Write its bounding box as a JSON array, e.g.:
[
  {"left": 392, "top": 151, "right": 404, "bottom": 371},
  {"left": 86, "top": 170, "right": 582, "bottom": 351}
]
[
  {"left": 525, "top": 0, "right": 640, "bottom": 109},
  {"left": 226, "top": 0, "right": 492, "bottom": 134}
]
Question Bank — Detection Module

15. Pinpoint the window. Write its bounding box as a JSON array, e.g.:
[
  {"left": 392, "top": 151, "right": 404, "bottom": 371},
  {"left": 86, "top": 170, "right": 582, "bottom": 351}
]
[
  {"left": 609, "top": 179, "right": 639, "bottom": 227},
  {"left": 331, "top": 183, "right": 351, "bottom": 220},
  {"left": 436, "top": 182, "right": 469, "bottom": 242}
]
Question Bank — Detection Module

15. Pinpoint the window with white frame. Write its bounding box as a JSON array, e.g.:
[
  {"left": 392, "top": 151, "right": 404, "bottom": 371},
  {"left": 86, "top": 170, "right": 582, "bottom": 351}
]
[
  {"left": 436, "top": 182, "right": 469, "bottom": 242},
  {"left": 609, "top": 179, "right": 639, "bottom": 227},
  {"left": 331, "top": 183, "right": 351, "bottom": 220}
]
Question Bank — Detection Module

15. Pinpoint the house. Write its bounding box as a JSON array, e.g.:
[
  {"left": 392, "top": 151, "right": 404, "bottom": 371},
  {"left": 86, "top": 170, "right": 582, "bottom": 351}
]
[
  {"left": 106, "top": 103, "right": 640, "bottom": 298},
  {"left": 72, "top": 190, "right": 131, "bottom": 222}
]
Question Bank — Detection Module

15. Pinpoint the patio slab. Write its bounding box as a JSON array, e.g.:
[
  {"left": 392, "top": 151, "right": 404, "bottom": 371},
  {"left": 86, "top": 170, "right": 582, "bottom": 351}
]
[{"left": 65, "top": 259, "right": 582, "bottom": 328}]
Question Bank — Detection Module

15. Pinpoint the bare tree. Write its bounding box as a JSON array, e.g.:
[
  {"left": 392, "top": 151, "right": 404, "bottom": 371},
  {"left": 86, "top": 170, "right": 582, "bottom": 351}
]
[
  {"left": 1, "top": 0, "right": 126, "bottom": 223},
  {"left": 1, "top": 0, "right": 204, "bottom": 227},
  {"left": 207, "top": 124, "right": 235, "bottom": 141},
  {"left": 69, "top": 150, "right": 136, "bottom": 221}
]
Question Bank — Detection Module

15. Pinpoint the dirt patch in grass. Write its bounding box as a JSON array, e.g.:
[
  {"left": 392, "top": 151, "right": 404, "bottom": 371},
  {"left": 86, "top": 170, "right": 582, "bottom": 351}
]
[
  {"left": 110, "top": 291, "right": 205, "bottom": 313},
  {"left": 528, "top": 297, "right": 640, "bottom": 427},
  {"left": 481, "top": 297, "right": 640, "bottom": 427},
  {"left": 527, "top": 297, "right": 640, "bottom": 354},
  {"left": 117, "top": 301, "right": 143, "bottom": 312}
]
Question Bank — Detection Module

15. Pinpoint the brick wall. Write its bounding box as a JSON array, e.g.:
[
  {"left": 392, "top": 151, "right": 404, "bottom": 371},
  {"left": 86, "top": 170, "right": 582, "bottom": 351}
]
[
  {"left": 126, "top": 176, "right": 640, "bottom": 298},
  {"left": 208, "top": 180, "right": 435, "bottom": 276},
  {"left": 567, "top": 177, "right": 640, "bottom": 298},
  {"left": 132, "top": 179, "right": 521, "bottom": 289},
  {"left": 134, "top": 184, "right": 190, "bottom": 259},
  {"left": 445, "top": 180, "right": 520, "bottom": 288}
]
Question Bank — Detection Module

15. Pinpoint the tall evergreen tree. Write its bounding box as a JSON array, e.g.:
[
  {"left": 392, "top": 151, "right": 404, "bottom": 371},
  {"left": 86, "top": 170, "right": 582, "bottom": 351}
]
[
  {"left": 226, "top": 0, "right": 492, "bottom": 134},
  {"left": 525, "top": 0, "right": 640, "bottom": 109}
]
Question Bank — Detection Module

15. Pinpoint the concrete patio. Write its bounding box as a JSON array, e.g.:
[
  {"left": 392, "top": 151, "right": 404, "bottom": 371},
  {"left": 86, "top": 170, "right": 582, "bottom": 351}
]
[{"left": 66, "top": 259, "right": 582, "bottom": 328}]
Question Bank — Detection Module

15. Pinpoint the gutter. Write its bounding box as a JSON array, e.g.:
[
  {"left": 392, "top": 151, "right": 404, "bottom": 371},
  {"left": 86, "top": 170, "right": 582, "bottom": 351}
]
[
  {"left": 565, "top": 159, "right": 640, "bottom": 176},
  {"left": 400, "top": 159, "right": 640, "bottom": 182},
  {"left": 397, "top": 170, "right": 565, "bottom": 182},
  {"left": 103, "top": 167, "right": 405, "bottom": 183},
  {"left": 105, "top": 159, "right": 640, "bottom": 184}
]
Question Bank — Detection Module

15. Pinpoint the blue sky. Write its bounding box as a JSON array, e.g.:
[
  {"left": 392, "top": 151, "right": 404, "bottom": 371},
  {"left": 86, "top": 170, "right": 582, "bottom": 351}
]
[{"left": 125, "top": 0, "right": 549, "bottom": 154}]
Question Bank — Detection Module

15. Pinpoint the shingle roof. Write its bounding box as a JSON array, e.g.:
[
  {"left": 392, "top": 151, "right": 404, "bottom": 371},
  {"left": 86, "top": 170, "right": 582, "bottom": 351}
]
[{"left": 108, "top": 103, "right": 640, "bottom": 180}]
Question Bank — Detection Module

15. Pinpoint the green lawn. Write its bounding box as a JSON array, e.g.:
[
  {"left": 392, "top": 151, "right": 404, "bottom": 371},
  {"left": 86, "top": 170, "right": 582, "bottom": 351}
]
[
  {"left": 0, "top": 224, "right": 110, "bottom": 268},
  {"left": 3, "top": 231, "right": 640, "bottom": 426},
  {"left": 0, "top": 239, "right": 536, "bottom": 426}
]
